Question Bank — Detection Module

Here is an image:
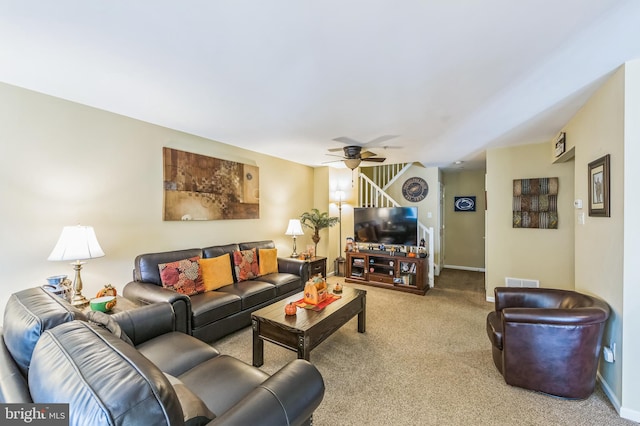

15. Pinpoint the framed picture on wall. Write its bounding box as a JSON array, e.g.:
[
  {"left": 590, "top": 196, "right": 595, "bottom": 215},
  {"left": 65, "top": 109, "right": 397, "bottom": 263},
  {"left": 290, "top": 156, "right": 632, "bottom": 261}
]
[{"left": 588, "top": 154, "right": 610, "bottom": 217}]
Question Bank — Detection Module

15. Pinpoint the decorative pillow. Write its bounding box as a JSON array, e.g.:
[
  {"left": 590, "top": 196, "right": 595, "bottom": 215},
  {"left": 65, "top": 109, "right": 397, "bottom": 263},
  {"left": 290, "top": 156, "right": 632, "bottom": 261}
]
[
  {"left": 258, "top": 248, "right": 279, "bottom": 276},
  {"left": 164, "top": 373, "right": 216, "bottom": 425},
  {"left": 158, "top": 256, "right": 205, "bottom": 296},
  {"left": 86, "top": 310, "right": 134, "bottom": 346},
  {"left": 233, "top": 248, "right": 259, "bottom": 282},
  {"left": 199, "top": 254, "right": 234, "bottom": 291}
]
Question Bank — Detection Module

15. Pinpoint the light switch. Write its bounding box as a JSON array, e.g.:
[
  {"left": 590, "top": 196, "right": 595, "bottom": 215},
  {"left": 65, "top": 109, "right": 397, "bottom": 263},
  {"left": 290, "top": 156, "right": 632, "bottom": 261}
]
[{"left": 578, "top": 213, "right": 585, "bottom": 225}]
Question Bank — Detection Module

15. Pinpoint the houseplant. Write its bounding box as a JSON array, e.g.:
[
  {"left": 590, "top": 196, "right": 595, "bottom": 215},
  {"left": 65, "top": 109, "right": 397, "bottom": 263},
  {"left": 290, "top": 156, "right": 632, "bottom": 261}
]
[{"left": 300, "top": 208, "right": 339, "bottom": 257}]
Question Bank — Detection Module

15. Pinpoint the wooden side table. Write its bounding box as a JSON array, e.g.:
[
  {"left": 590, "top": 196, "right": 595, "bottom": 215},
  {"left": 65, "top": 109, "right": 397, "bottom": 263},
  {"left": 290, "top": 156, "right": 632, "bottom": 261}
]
[{"left": 307, "top": 256, "right": 327, "bottom": 278}]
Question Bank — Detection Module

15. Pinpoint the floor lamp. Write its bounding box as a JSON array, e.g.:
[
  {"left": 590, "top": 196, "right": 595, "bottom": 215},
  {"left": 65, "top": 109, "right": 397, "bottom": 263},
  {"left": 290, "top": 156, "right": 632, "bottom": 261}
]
[{"left": 335, "top": 191, "right": 345, "bottom": 276}]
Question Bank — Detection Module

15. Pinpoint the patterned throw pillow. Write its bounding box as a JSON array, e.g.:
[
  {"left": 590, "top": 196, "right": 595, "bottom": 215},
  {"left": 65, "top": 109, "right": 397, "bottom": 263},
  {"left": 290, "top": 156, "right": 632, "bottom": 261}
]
[
  {"left": 233, "top": 248, "right": 259, "bottom": 282},
  {"left": 258, "top": 248, "right": 279, "bottom": 276},
  {"left": 199, "top": 254, "right": 234, "bottom": 291},
  {"left": 158, "top": 256, "right": 205, "bottom": 296}
]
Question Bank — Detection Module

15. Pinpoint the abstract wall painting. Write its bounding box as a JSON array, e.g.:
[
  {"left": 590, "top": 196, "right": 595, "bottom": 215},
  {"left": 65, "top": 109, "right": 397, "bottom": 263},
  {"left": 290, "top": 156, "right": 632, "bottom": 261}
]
[
  {"left": 163, "top": 147, "right": 259, "bottom": 221},
  {"left": 513, "top": 177, "right": 558, "bottom": 229}
]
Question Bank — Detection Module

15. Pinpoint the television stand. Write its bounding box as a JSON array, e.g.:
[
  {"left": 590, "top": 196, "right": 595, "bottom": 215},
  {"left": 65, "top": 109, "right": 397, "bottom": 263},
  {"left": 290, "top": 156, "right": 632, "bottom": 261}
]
[{"left": 345, "top": 251, "right": 428, "bottom": 295}]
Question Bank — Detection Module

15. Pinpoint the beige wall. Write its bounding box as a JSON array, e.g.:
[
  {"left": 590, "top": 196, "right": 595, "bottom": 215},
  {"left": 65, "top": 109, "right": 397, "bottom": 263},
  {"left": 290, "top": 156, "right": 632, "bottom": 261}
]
[
  {"left": 565, "top": 62, "right": 640, "bottom": 419},
  {"left": 0, "top": 82, "right": 315, "bottom": 318},
  {"left": 442, "top": 169, "right": 486, "bottom": 270},
  {"left": 485, "top": 143, "right": 575, "bottom": 294},
  {"left": 568, "top": 65, "right": 625, "bottom": 403}
]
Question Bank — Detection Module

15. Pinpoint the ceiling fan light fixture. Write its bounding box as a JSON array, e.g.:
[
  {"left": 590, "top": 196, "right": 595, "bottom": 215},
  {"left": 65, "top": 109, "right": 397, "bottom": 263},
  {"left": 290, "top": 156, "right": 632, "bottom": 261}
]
[{"left": 344, "top": 158, "right": 362, "bottom": 170}]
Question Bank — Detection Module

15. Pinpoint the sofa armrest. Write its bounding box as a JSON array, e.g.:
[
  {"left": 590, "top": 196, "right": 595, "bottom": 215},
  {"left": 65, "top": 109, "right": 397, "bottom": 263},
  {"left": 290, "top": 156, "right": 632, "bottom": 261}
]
[
  {"left": 278, "top": 257, "right": 308, "bottom": 281},
  {"left": 209, "top": 359, "right": 324, "bottom": 426},
  {"left": 123, "top": 281, "right": 191, "bottom": 334},
  {"left": 111, "top": 302, "right": 176, "bottom": 345}
]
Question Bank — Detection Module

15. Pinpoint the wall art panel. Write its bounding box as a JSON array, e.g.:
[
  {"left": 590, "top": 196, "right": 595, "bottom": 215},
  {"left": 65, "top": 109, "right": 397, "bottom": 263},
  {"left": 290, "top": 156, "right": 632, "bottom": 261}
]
[
  {"left": 163, "top": 147, "right": 259, "bottom": 221},
  {"left": 513, "top": 177, "right": 558, "bottom": 229}
]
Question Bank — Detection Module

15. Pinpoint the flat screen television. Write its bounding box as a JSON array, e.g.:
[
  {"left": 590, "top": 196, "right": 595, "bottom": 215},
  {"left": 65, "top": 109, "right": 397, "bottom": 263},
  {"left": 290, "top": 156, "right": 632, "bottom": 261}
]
[{"left": 353, "top": 207, "right": 418, "bottom": 246}]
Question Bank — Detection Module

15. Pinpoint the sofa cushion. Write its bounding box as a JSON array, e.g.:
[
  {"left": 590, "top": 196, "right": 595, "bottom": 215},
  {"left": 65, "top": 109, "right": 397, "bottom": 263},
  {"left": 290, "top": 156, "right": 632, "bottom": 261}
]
[
  {"left": 258, "top": 248, "right": 279, "bottom": 276},
  {"left": 135, "top": 248, "right": 203, "bottom": 285},
  {"left": 159, "top": 256, "right": 205, "bottom": 296},
  {"left": 233, "top": 248, "right": 260, "bottom": 282},
  {"left": 199, "top": 254, "right": 234, "bottom": 291},
  {"left": 164, "top": 373, "right": 216, "bottom": 425},
  {"left": 29, "top": 321, "right": 183, "bottom": 425},
  {"left": 257, "top": 272, "right": 301, "bottom": 296},
  {"left": 239, "top": 240, "right": 275, "bottom": 251},
  {"left": 2, "top": 287, "right": 85, "bottom": 376},
  {"left": 179, "top": 354, "right": 269, "bottom": 416},
  {"left": 190, "top": 291, "right": 242, "bottom": 328},
  {"left": 137, "top": 331, "right": 220, "bottom": 377},
  {"left": 217, "top": 280, "right": 277, "bottom": 310}
]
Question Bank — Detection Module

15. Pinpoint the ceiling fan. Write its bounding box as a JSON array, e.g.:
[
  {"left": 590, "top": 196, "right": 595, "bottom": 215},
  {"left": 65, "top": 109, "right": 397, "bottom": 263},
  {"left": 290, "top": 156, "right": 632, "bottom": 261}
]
[{"left": 325, "top": 135, "right": 399, "bottom": 170}]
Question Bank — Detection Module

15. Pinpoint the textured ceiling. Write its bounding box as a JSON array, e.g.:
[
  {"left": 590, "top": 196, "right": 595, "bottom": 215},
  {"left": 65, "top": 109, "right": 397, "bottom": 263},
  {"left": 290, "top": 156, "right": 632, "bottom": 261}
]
[{"left": 1, "top": 1, "right": 639, "bottom": 170}]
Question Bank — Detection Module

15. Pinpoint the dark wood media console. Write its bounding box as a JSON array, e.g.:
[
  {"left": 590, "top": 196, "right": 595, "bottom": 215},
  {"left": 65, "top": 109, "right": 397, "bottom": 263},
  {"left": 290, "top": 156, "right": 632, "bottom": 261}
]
[{"left": 345, "top": 251, "right": 429, "bottom": 295}]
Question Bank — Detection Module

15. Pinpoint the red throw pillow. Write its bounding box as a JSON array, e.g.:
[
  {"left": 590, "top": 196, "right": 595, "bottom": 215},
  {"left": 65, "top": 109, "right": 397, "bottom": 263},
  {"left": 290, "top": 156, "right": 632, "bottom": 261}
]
[
  {"left": 158, "top": 256, "right": 205, "bottom": 296},
  {"left": 233, "top": 249, "right": 259, "bottom": 282}
]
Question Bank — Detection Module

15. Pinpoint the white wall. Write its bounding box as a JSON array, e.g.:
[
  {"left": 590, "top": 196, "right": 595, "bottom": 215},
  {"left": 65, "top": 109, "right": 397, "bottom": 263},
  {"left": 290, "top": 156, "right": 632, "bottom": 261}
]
[{"left": 0, "top": 82, "right": 315, "bottom": 319}]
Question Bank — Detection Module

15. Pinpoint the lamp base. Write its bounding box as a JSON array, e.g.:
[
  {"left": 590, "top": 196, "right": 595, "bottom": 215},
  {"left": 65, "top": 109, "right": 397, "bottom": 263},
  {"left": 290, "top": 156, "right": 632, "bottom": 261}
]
[
  {"left": 70, "top": 260, "right": 89, "bottom": 308},
  {"left": 71, "top": 293, "right": 90, "bottom": 308}
]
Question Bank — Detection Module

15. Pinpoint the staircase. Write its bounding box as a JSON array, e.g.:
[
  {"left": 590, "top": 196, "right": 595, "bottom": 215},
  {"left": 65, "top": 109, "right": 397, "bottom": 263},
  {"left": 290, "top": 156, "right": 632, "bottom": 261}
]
[{"left": 357, "top": 164, "right": 435, "bottom": 288}]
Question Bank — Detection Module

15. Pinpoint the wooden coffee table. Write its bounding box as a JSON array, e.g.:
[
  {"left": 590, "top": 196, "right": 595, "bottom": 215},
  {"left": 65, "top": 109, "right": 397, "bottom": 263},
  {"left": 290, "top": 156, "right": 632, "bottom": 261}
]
[{"left": 251, "top": 286, "right": 366, "bottom": 366}]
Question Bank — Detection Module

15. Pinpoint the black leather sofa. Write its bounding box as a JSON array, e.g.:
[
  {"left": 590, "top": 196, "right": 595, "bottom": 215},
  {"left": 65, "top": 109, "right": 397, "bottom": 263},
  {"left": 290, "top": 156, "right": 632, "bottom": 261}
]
[
  {"left": 0, "top": 287, "right": 324, "bottom": 425},
  {"left": 486, "top": 287, "right": 610, "bottom": 399},
  {"left": 123, "top": 240, "right": 309, "bottom": 342}
]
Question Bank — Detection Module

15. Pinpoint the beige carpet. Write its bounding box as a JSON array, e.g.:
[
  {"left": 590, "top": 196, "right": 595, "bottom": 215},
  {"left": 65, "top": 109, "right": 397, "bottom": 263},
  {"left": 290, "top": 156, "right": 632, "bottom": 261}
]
[{"left": 213, "top": 269, "right": 634, "bottom": 425}]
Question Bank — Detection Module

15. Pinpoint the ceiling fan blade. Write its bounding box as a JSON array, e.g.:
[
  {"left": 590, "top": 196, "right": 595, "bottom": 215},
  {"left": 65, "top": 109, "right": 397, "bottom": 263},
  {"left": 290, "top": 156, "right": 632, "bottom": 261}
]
[
  {"left": 365, "top": 135, "right": 399, "bottom": 146},
  {"left": 327, "top": 147, "right": 346, "bottom": 152},
  {"left": 360, "top": 150, "right": 377, "bottom": 159},
  {"left": 332, "top": 136, "right": 361, "bottom": 145},
  {"left": 321, "top": 159, "right": 343, "bottom": 164},
  {"left": 362, "top": 157, "right": 386, "bottom": 163}
]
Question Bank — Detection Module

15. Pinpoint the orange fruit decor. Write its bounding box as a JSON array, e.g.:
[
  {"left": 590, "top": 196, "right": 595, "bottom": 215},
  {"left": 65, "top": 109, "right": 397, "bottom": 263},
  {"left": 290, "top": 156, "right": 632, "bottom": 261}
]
[
  {"left": 284, "top": 302, "right": 297, "bottom": 316},
  {"left": 96, "top": 284, "right": 117, "bottom": 298}
]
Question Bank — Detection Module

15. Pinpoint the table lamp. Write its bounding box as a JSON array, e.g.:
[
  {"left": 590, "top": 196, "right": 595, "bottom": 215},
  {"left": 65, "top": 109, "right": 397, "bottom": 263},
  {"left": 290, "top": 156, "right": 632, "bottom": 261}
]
[
  {"left": 285, "top": 219, "right": 304, "bottom": 258},
  {"left": 48, "top": 225, "right": 105, "bottom": 307}
]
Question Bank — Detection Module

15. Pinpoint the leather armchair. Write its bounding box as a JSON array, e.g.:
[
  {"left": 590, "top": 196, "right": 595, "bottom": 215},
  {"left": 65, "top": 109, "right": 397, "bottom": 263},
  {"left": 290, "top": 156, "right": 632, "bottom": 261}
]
[{"left": 486, "top": 287, "right": 610, "bottom": 399}]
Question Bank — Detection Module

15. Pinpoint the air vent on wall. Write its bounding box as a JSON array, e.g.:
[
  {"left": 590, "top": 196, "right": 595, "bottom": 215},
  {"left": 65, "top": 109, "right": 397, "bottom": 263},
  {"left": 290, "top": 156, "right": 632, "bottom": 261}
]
[{"left": 505, "top": 277, "right": 540, "bottom": 288}]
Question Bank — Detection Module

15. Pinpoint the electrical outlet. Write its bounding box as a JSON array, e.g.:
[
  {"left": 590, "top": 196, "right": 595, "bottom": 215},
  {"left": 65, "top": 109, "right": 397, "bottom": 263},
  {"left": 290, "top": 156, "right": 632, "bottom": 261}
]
[{"left": 603, "top": 342, "right": 616, "bottom": 363}]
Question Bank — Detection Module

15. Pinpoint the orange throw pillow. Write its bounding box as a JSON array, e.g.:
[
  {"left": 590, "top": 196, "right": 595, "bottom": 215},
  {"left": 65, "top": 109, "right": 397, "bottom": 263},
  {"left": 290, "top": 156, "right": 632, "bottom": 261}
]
[
  {"left": 259, "top": 248, "right": 278, "bottom": 276},
  {"left": 199, "top": 254, "right": 234, "bottom": 291}
]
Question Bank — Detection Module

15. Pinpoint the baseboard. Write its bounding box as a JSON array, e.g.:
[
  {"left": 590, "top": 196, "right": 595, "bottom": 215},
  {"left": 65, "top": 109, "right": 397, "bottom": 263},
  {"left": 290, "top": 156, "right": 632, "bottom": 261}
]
[
  {"left": 598, "top": 372, "right": 640, "bottom": 422},
  {"left": 444, "top": 264, "right": 486, "bottom": 272},
  {"left": 486, "top": 296, "right": 495, "bottom": 303}
]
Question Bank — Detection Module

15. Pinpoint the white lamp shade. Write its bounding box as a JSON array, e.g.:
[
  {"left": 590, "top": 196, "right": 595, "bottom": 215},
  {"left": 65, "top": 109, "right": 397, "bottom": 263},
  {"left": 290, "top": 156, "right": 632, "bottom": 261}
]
[
  {"left": 48, "top": 225, "right": 105, "bottom": 261},
  {"left": 285, "top": 219, "right": 304, "bottom": 236}
]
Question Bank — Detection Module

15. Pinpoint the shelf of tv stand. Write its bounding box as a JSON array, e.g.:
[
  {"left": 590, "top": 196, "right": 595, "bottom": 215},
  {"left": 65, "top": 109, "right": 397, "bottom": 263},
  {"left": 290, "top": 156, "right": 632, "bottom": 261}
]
[{"left": 345, "top": 251, "right": 428, "bottom": 295}]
